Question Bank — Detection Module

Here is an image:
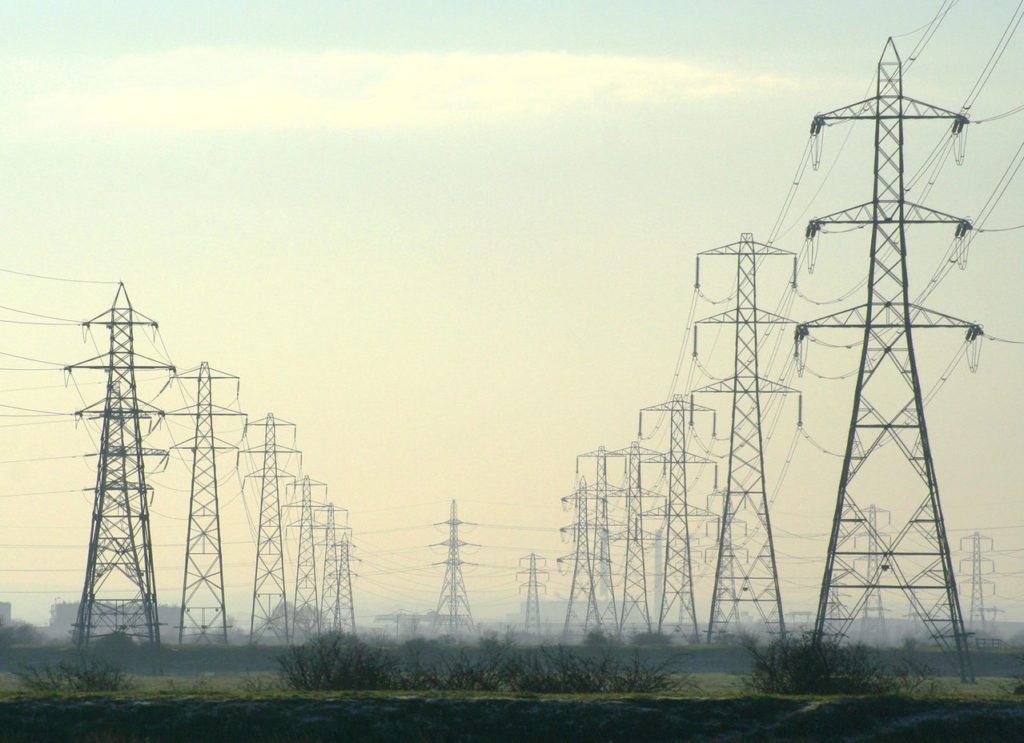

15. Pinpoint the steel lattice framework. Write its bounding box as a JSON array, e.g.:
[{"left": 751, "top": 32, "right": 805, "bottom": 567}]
[
  {"left": 609, "top": 442, "right": 667, "bottom": 635},
  {"left": 171, "top": 362, "right": 242, "bottom": 643},
  {"left": 245, "top": 414, "right": 299, "bottom": 644},
  {"left": 561, "top": 477, "right": 599, "bottom": 634},
  {"left": 640, "top": 396, "right": 716, "bottom": 641},
  {"left": 290, "top": 476, "right": 327, "bottom": 641},
  {"left": 337, "top": 530, "right": 356, "bottom": 634},
  {"left": 433, "top": 500, "right": 475, "bottom": 636},
  {"left": 518, "top": 552, "right": 547, "bottom": 635},
  {"left": 70, "top": 284, "right": 172, "bottom": 647},
  {"left": 858, "top": 504, "right": 890, "bottom": 643},
  {"left": 797, "top": 40, "right": 980, "bottom": 682},
  {"left": 576, "top": 447, "right": 618, "bottom": 628},
  {"left": 696, "top": 234, "right": 795, "bottom": 642},
  {"left": 959, "top": 532, "right": 993, "bottom": 632}
]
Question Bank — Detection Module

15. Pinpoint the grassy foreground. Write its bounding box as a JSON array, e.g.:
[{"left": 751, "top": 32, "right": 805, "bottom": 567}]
[{"left": 0, "top": 689, "right": 1021, "bottom": 742}]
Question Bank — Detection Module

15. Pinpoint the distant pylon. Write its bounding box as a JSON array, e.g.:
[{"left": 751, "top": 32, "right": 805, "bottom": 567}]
[
  {"left": 433, "top": 500, "right": 474, "bottom": 636},
  {"left": 561, "top": 477, "right": 599, "bottom": 634},
  {"left": 245, "top": 414, "right": 299, "bottom": 644},
  {"left": 640, "top": 396, "right": 716, "bottom": 641},
  {"left": 69, "top": 283, "right": 173, "bottom": 647},
  {"left": 959, "top": 532, "right": 994, "bottom": 632},
  {"left": 518, "top": 553, "right": 548, "bottom": 635},
  {"left": 858, "top": 505, "right": 890, "bottom": 643},
  {"left": 290, "top": 476, "right": 327, "bottom": 641},
  {"left": 695, "top": 233, "right": 796, "bottom": 642},
  {"left": 170, "top": 362, "right": 243, "bottom": 644},
  {"left": 576, "top": 447, "right": 618, "bottom": 628},
  {"left": 611, "top": 441, "right": 665, "bottom": 635},
  {"left": 338, "top": 530, "right": 356, "bottom": 633},
  {"left": 320, "top": 504, "right": 342, "bottom": 632},
  {"left": 798, "top": 39, "right": 980, "bottom": 682}
]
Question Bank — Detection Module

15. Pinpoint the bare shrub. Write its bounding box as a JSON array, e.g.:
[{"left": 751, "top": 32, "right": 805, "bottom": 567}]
[
  {"left": 279, "top": 634, "right": 687, "bottom": 694},
  {"left": 278, "top": 633, "right": 396, "bottom": 691},
  {"left": 16, "top": 655, "right": 132, "bottom": 692},
  {"left": 743, "top": 632, "right": 895, "bottom": 695}
]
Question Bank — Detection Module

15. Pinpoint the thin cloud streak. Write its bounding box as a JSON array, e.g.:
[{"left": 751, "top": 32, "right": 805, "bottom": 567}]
[{"left": 18, "top": 48, "right": 795, "bottom": 132}]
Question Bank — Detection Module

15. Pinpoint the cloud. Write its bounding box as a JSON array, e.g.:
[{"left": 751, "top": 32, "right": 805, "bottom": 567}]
[{"left": 18, "top": 48, "right": 792, "bottom": 132}]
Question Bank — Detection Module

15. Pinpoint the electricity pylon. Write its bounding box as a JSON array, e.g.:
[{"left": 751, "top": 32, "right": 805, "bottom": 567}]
[
  {"left": 695, "top": 234, "right": 796, "bottom": 642},
  {"left": 433, "top": 500, "right": 474, "bottom": 636},
  {"left": 858, "top": 504, "right": 890, "bottom": 643},
  {"left": 959, "top": 533, "right": 993, "bottom": 632},
  {"left": 797, "top": 39, "right": 980, "bottom": 682},
  {"left": 69, "top": 283, "right": 173, "bottom": 647},
  {"left": 289, "top": 476, "right": 327, "bottom": 641},
  {"left": 320, "top": 503, "right": 355, "bottom": 634},
  {"left": 244, "top": 414, "right": 299, "bottom": 644},
  {"left": 639, "top": 396, "right": 716, "bottom": 641},
  {"left": 168, "top": 362, "right": 244, "bottom": 644},
  {"left": 338, "top": 530, "right": 356, "bottom": 633},
  {"left": 608, "top": 442, "right": 666, "bottom": 635},
  {"left": 576, "top": 447, "right": 618, "bottom": 627},
  {"left": 561, "top": 477, "right": 599, "bottom": 635},
  {"left": 518, "top": 553, "right": 547, "bottom": 635}
]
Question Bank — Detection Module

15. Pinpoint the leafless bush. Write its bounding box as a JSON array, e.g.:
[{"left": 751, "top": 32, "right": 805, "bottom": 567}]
[
  {"left": 743, "top": 632, "right": 896, "bottom": 695},
  {"left": 278, "top": 633, "right": 397, "bottom": 691},
  {"left": 16, "top": 655, "right": 132, "bottom": 692}
]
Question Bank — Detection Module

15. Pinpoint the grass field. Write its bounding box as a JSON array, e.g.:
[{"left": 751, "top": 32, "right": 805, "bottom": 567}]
[{"left": 0, "top": 643, "right": 1020, "bottom": 740}]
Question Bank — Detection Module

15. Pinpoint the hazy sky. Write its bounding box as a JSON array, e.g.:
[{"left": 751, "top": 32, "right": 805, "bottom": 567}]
[{"left": 0, "top": 1, "right": 1022, "bottom": 630}]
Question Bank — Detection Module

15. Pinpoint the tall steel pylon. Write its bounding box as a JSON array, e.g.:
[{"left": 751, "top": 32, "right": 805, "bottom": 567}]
[
  {"left": 338, "top": 530, "right": 356, "bottom": 634},
  {"left": 959, "top": 533, "right": 993, "bottom": 632},
  {"left": 244, "top": 414, "right": 299, "bottom": 644},
  {"left": 320, "top": 503, "right": 355, "bottom": 634},
  {"left": 69, "top": 284, "right": 173, "bottom": 647},
  {"left": 695, "top": 234, "right": 796, "bottom": 642},
  {"left": 561, "top": 477, "right": 599, "bottom": 635},
  {"left": 639, "top": 397, "right": 716, "bottom": 641},
  {"left": 610, "top": 442, "right": 665, "bottom": 635},
  {"left": 518, "top": 553, "right": 547, "bottom": 635},
  {"left": 289, "top": 476, "right": 327, "bottom": 641},
  {"left": 797, "top": 39, "right": 980, "bottom": 682},
  {"left": 433, "top": 500, "right": 474, "bottom": 636},
  {"left": 169, "top": 363, "right": 243, "bottom": 644},
  {"left": 576, "top": 447, "right": 618, "bottom": 628}
]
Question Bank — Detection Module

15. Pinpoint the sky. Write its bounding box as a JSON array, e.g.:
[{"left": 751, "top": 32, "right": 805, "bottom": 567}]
[{"left": 0, "top": 1, "right": 1022, "bottom": 633}]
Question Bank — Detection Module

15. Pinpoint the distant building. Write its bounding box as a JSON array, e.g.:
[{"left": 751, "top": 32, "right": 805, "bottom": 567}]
[
  {"left": 0, "top": 601, "right": 11, "bottom": 626},
  {"left": 46, "top": 601, "right": 182, "bottom": 641}
]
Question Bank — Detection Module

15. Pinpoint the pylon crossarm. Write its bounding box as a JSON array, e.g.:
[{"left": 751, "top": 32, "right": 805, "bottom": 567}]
[
  {"left": 811, "top": 97, "right": 964, "bottom": 129},
  {"left": 696, "top": 307, "right": 792, "bottom": 325},
  {"left": 796, "top": 304, "right": 982, "bottom": 334},
  {"left": 698, "top": 240, "right": 793, "bottom": 257},
  {"left": 807, "top": 203, "right": 971, "bottom": 237},
  {"left": 692, "top": 377, "right": 797, "bottom": 395}
]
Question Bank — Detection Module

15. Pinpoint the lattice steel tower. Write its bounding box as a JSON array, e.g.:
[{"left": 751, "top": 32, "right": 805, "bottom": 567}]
[
  {"left": 561, "top": 477, "right": 599, "bottom": 634},
  {"left": 290, "top": 476, "right": 327, "bottom": 641},
  {"left": 576, "top": 447, "right": 618, "bottom": 627},
  {"left": 338, "top": 530, "right": 356, "bottom": 633},
  {"left": 171, "top": 363, "right": 242, "bottom": 644},
  {"left": 433, "top": 500, "right": 474, "bottom": 636},
  {"left": 959, "top": 533, "right": 993, "bottom": 632},
  {"left": 797, "top": 40, "right": 980, "bottom": 682},
  {"left": 320, "top": 503, "right": 355, "bottom": 634},
  {"left": 640, "top": 397, "right": 715, "bottom": 641},
  {"left": 612, "top": 442, "right": 666, "bottom": 635},
  {"left": 245, "top": 414, "right": 299, "bottom": 643},
  {"left": 70, "top": 284, "right": 173, "bottom": 647},
  {"left": 695, "top": 234, "right": 795, "bottom": 642},
  {"left": 858, "top": 504, "right": 890, "bottom": 643},
  {"left": 518, "top": 553, "right": 547, "bottom": 635}
]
